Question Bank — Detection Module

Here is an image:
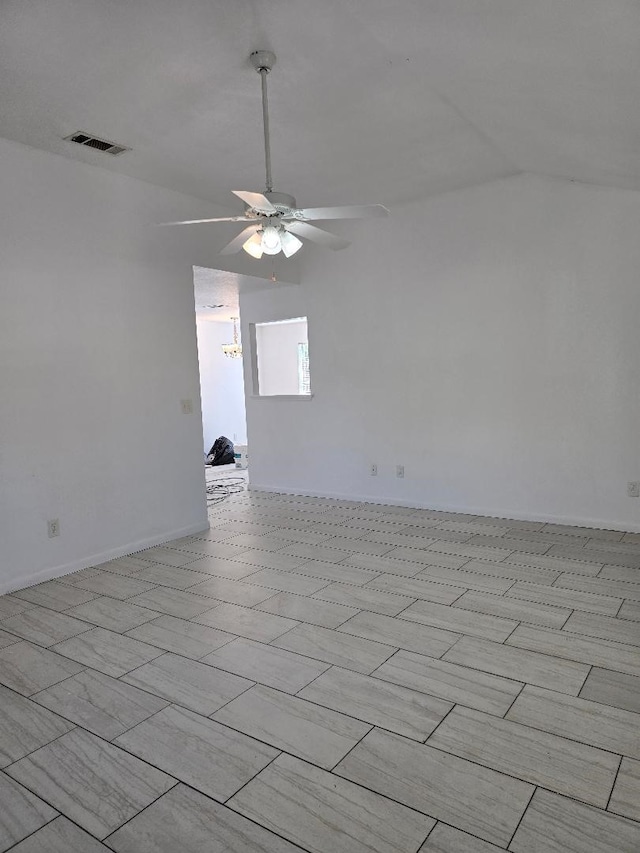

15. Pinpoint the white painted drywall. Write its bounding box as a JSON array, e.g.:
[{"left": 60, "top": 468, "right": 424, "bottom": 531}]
[
  {"left": 196, "top": 318, "right": 247, "bottom": 451},
  {"left": 242, "top": 173, "right": 640, "bottom": 531},
  {"left": 255, "top": 319, "right": 308, "bottom": 396},
  {"left": 0, "top": 137, "right": 242, "bottom": 593}
]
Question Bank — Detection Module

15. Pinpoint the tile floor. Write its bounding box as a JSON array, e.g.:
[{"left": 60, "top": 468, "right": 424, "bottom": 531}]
[{"left": 1, "top": 484, "right": 640, "bottom": 851}]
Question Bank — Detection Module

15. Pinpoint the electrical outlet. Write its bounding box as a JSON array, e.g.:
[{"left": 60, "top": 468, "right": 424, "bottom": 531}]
[
  {"left": 181, "top": 399, "right": 193, "bottom": 415},
  {"left": 396, "top": 465, "right": 404, "bottom": 479},
  {"left": 370, "top": 463, "right": 378, "bottom": 476},
  {"left": 627, "top": 482, "right": 640, "bottom": 498},
  {"left": 47, "top": 519, "right": 60, "bottom": 538}
]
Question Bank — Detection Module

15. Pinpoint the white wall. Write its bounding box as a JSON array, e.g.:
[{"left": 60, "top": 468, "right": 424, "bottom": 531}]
[
  {"left": 0, "top": 137, "right": 238, "bottom": 593},
  {"left": 256, "top": 319, "right": 308, "bottom": 396},
  {"left": 242, "top": 174, "right": 640, "bottom": 531},
  {"left": 196, "top": 318, "right": 247, "bottom": 451}
]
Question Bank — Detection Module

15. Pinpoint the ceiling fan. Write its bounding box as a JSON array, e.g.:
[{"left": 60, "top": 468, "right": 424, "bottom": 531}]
[{"left": 161, "top": 50, "right": 389, "bottom": 259}]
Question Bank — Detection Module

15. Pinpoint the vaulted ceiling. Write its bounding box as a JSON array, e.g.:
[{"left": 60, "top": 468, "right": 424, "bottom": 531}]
[{"left": 2, "top": 0, "right": 639, "bottom": 218}]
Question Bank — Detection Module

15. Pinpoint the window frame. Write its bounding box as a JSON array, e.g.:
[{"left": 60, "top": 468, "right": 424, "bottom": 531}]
[{"left": 249, "top": 318, "right": 314, "bottom": 400}]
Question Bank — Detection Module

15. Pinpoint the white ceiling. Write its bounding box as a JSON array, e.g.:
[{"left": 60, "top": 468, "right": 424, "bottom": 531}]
[
  {"left": 3, "top": 0, "right": 640, "bottom": 215},
  {"left": 193, "top": 266, "right": 288, "bottom": 321}
]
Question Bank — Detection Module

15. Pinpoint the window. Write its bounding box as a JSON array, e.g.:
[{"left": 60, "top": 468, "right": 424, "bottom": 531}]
[
  {"left": 251, "top": 316, "right": 311, "bottom": 397},
  {"left": 298, "top": 342, "right": 310, "bottom": 395}
]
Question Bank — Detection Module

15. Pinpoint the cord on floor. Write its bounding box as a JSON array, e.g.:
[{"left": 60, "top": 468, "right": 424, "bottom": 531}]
[{"left": 204, "top": 466, "right": 247, "bottom": 506}]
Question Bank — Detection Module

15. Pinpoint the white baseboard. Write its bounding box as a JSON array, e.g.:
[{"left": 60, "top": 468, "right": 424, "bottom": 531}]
[
  {"left": 248, "top": 483, "right": 640, "bottom": 534},
  {"left": 0, "top": 519, "right": 211, "bottom": 596}
]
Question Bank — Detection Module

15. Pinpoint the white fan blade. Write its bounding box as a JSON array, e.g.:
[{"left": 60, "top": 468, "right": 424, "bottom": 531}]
[
  {"left": 158, "top": 215, "right": 249, "bottom": 225},
  {"left": 286, "top": 221, "right": 350, "bottom": 250},
  {"left": 293, "top": 203, "right": 389, "bottom": 221},
  {"left": 220, "top": 224, "right": 261, "bottom": 255},
  {"left": 232, "top": 190, "right": 277, "bottom": 214}
]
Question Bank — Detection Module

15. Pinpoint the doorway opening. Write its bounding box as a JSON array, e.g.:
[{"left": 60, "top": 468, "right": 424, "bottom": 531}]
[
  {"left": 192, "top": 263, "right": 301, "bottom": 511},
  {"left": 193, "top": 267, "right": 248, "bottom": 508}
]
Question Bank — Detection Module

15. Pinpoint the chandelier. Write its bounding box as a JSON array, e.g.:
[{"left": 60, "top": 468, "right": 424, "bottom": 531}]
[{"left": 221, "top": 317, "right": 243, "bottom": 358}]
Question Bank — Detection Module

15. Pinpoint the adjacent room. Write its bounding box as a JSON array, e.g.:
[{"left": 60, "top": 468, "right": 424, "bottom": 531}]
[
  {"left": 193, "top": 267, "right": 248, "bottom": 464},
  {"left": 1, "top": 2, "right": 639, "bottom": 851}
]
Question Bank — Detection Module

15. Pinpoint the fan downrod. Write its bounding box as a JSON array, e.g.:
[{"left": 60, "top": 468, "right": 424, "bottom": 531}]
[{"left": 250, "top": 50, "right": 277, "bottom": 193}]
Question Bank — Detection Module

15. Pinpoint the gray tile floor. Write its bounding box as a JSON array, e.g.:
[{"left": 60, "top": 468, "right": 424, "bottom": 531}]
[{"left": 1, "top": 484, "right": 640, "bottom": 851}]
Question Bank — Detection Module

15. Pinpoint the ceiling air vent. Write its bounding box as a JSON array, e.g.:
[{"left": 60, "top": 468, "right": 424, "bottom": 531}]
[{"left": 64, "top": 131, "right": 129, "bottom": 156}]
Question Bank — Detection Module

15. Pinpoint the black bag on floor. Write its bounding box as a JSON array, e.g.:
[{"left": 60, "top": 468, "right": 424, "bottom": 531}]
[{"left": 206, "top": 436, "right": 235, "bottom": 466}]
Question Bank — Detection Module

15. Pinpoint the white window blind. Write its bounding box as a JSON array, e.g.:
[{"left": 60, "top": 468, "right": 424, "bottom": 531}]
[{"left": 298, "top": 342, "right": 310, "bottom": 394}]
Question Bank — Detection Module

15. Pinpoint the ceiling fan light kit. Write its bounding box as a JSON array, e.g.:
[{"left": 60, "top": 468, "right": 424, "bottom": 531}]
[{"left": 161, "top": 51, "right": 389, "bottom": 259}]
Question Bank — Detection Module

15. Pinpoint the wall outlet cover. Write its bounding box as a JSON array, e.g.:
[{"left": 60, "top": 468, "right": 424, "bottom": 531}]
[
  {"left": 47, "top": 519, "right": 60, "bottom": 538},
  {"left": 627, "top": 481, "right": 640, "bottom": 498},
  {"left": 396, "top": 465, "right": 405, "bottom": 478}
]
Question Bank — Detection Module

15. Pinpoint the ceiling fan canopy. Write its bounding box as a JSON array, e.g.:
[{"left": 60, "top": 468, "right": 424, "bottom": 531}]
[{"left": 160, "top": 50, "right": 389, "bottom": 258}]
